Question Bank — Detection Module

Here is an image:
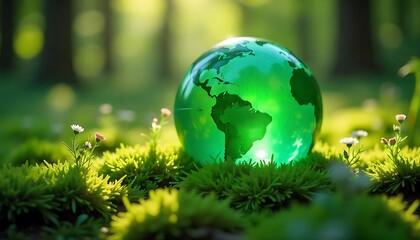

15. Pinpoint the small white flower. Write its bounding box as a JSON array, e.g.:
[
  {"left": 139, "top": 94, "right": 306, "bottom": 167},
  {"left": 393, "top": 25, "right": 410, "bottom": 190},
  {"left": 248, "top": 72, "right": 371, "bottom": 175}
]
[
  {"left": 339, "top": 137, "right": 359, "bottom": 147},
  {"left": 351, "top": 130, "right": 368, "bottom": 138},
  {"left": 152, "top": 121, "right": 161, "bottom": 130},
  {"left": 84, "top": 141, "right": 92, "bottom": 149},
  {"left": 71, "top": 124, "right": 84, "bottom": 134}
]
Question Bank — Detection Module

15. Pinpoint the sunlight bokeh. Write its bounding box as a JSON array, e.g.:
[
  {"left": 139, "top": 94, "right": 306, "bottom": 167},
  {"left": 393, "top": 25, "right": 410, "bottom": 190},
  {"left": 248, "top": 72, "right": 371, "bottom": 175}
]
[
  {"left": 172, "top": 0, "right": 242, "bottom": 75},
  {"left": 74, "top": 44, "right": 105, "bottom": 78},
  {"left": 14, "top": 25, "right": 43, "bottom": 59},
  {"left": 379, "top": 22, "right": 403, "bottom": 49},
  {"left": 13, "top": 12, "right": 44, "bottom": 59},
  {"left": 46, "top": 84, "right": 75, "bottom": 112},
  {"left": 73, "top": 10, "right": 105, "bottom": 36}
]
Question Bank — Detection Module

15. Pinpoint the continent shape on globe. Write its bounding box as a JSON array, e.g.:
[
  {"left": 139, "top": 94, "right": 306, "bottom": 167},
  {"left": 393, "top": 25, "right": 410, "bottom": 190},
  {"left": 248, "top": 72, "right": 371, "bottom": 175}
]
[{"left": 174, "top": 37, "right": 322, "bottom": 165}]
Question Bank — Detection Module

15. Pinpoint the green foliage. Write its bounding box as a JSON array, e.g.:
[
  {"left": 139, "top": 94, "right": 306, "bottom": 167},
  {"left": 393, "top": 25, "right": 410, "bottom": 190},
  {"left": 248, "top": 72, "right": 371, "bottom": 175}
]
[
  {"left": 45, "top": 162, "right": 117, "bottom": 219},
  {"left": 301, "top": 145, "right": 339, "bottom": 171},
  {"left": 399, "top": 58, "right": 420, "bottom": 146},
  {"left": 180, "top": 156, "right": 331, "bottom": 213},
  {"left": 245, "top": 193, "right": 419, "bottom": 240},
  {"left": 386, "top": 195, "right": 420, "bottom": 235},
  {"left": 366, "top": 147, "right": 420, "bottom": 197},
  {"left": 2, "top": 138, "right": 420, "bottom": 239},
  {"left": 355, "top": 145, "right": 386, "bottom": 169},
  {"left": 5, "top": 139, "right": 69, "bottom": 166},
  {"left": 98, "top": 144, "right": 195, "bottom": 192},
  {"left": 0, "top": 161, "right": 144, "bottom": 230},
  {"left": 0, "top": 164, "right": 58, "bottom": 226},
  {"left": 41, "top": 214, "right": 106, "bottom": 240},
  {"left": 109, "top": 188, "right": 245, "bottom": 240},
  {"left": 4, "top": 224, "right": 27, "bottom": 240}
]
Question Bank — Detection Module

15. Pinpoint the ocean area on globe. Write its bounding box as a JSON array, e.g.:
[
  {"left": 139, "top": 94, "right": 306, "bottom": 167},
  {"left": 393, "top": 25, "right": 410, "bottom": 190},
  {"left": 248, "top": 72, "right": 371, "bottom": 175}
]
[{"left": 174, "top": 37, "right": 322, "bottom": 165}]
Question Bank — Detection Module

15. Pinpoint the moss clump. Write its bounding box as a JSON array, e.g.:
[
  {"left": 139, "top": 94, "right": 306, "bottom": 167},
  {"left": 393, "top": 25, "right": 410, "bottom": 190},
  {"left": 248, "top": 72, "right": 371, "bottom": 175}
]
[
  {"left": 2, "top": 139, "right": 420, "bottom": 238},
  {"left": 41, "top": 214, "right": 105, "bottom": 240},
  {"left": 98, "top": 144, "right": 195, "bottom": 192},
  {"left": 0, "top": 161, "right": 144, "bottom": 230},
  {"left": 245, "top": 193, "right": 419, "bottom": 240},
  {"left": 180, "top": 157, "right": 331, "bottom": 213},
  {"left": 366, "top": 147, "right": 420, "bottom": 198},
  {"left": 109, "top": 189, "right": 245, "bottom": 240},
  {"left": 45, "top": 161, "right": 140, "bottom": 220},
  {"left": 0, "top": 164, "right": 57, "bottom": 226}
]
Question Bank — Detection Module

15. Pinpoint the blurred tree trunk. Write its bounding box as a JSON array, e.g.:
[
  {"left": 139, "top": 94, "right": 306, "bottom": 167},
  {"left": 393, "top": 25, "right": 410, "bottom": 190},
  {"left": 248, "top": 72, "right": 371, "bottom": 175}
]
[
  {"left": 0, "top": 0, "right": 15, "bottom": 71},
  {"left": 296, "top": 0, "right": 310, "bottom": 62},
  {"left": 396, "top": 0, "right": 409, "bottom": 37},
  {"left": 38, "top": 0, "right": 77, "bottom": 85},
  {"left": 103, "top": 0, "right": 113, "bottom": 74},
  {"left": 333, "top": 0, "right": 378, "bottom": 76},
  {"left": 158, "top": 0, "right": 173, "bottom": 81}
]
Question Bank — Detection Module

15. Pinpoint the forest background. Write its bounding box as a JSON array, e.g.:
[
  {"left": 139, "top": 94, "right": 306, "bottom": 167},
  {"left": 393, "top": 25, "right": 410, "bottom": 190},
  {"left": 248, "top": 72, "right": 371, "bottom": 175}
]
[{"left": 0, "top": 0, "right": 419, "bottom": 159}]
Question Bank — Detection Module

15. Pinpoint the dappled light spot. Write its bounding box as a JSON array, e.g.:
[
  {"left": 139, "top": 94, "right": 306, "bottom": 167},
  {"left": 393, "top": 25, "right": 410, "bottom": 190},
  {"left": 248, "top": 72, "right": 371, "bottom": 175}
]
[
  {"left": 111, "top": 0, "right": 164, "bottom": 18},
  {"left": 99, "top": 103, "right": 113, "bottom": 114},
  {"left": 74, "top": 44, "right": 105, "bottom": 78},
  {"left": 73, "top": 10, "right": 105, "bottom": 36},
  {"left": 14, "top": 24, "right": 43, "bottom": 59},
  {"left": 46, "top": 84, "right": 75, "bottom": 112},
  {"left": 173, "top": 0, "right": 242, "bottom": 75},
  {"left": 114, "top": 36, "right": 144, "bottom": 58},
  {"left": 378, "top": 22, "right": 403, "bottom": 49},
  {"left": 237, "top": 0, "right": 269, "bottom": 7},
  {"left": 116, "top": 109, "right": 136, "bottom": 122}
]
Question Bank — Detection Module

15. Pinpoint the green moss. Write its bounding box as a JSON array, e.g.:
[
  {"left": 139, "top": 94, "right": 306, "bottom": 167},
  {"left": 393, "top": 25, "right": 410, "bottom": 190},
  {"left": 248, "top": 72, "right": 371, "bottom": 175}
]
[
  {"left": 245, "top": 193, "right": 418, "bottom": 240},
  {"left": 2, "top": 140, "right": 420, "bottom": 238},
  {"left": 109, "top": 189, "right": 245, "bottom": 240},
  {"left": 366, "top": 147, "right": 420, "bottom": 198},
  {"left": 0, "top": 161, "right": 144, "bottom": 230},
  {"left": 180, "top": 157, "right": 331, "bottom": 213},
  {"left": 0, "top": 164, "right": 57, "bottom": 226},
  {"left": 98, "top": 144, "right": 195, "bottom": 192},
  {"left": 5, "top": 139, "right": 69, "bottom": 166},
  {"left": 41, "top": 214, "right": 105, "bottom": 240},
  {"left": 45, "top": 162, "right": 120, "bottom": 219}
]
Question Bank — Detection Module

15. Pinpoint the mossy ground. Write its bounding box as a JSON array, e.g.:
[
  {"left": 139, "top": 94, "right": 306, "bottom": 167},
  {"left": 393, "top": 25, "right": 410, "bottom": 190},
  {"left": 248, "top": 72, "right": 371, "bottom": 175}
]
[{"left": 0, "top": 141, "right": 419, "bottom": 239}]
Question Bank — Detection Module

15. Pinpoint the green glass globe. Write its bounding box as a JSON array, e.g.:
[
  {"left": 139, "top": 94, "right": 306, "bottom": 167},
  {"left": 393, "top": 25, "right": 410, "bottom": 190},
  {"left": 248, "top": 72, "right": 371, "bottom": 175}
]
[{"left": 174, "top": 37, "right": 322, "bottom": 165}]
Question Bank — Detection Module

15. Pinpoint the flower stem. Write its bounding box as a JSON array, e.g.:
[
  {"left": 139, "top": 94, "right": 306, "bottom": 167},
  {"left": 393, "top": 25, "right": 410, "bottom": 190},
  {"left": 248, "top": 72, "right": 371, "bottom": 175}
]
[{"left": 72, "top": 134, "right": 78, "bottom": 163}]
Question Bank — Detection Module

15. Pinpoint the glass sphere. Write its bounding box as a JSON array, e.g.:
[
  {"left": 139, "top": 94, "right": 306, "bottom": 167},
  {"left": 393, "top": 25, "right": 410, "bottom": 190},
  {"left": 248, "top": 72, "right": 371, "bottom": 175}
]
[{"left": 174, "top": 37, "right": 322, "bottom": 165}]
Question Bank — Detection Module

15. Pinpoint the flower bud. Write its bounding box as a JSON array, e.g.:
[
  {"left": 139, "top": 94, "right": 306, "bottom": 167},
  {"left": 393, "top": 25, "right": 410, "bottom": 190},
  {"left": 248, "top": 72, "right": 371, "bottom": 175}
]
[
  {"left": 95, "top": 132, "right": 105, "bottom": 142},
  {"left": 160, "top": 108, "right": 172, "bottom": 118},
  {"left": 389, "top": 137, "right": 396, "bottom": 145},
  {"left": 380, "top": 137, "right": 388, "bottom": 144}
]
